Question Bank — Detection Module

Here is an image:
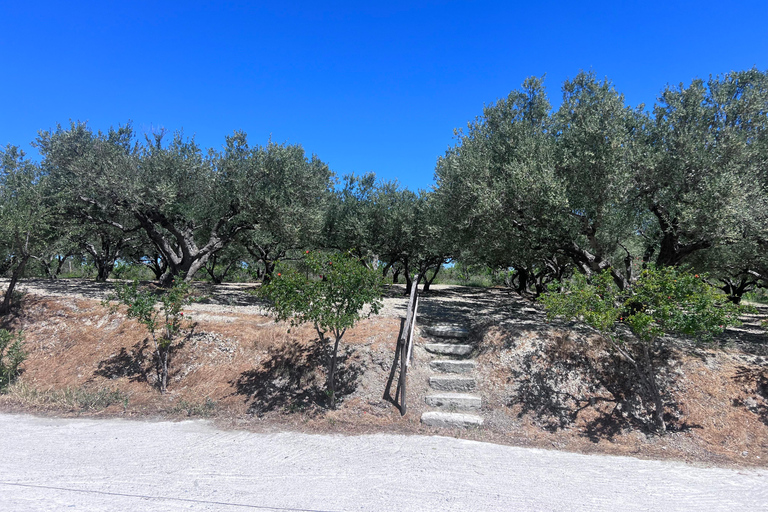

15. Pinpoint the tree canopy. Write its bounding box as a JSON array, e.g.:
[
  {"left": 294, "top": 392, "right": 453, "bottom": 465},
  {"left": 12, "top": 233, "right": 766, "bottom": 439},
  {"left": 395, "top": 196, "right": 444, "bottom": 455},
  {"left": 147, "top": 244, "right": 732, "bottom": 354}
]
[
  {"left": 37, "top": 123, "right": 333, "bottom": 285},
  {"left": 0, "top": 68, "right": 763, "bottom": 302},
  {"left": 434, "top": 69, "right": 768, "bottom": 297}
]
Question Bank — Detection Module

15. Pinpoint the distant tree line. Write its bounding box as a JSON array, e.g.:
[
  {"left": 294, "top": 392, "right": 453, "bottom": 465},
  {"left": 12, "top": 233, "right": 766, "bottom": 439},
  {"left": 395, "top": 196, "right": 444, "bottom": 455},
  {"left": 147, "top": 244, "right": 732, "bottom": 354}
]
[{"left": 1, "top": 68, "right": 767, "bottom": 310}]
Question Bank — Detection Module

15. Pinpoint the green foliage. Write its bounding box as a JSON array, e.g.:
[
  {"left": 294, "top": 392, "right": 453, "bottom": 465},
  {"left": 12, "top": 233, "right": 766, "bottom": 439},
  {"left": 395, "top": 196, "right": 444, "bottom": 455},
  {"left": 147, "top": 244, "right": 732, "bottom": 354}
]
[
  {"left": 743, "top": 288, "right": 768, "bottom": 305},
  {"left": 111, "top": 261, "right": 153, "bottom": 281},
  {"left": 106, "top": 279, "right": 195, "bottom": 393},
  {"left": 434, "top": 69, "right": 768, "bottom": 294},
  {"left": 637, "top": 70, "right": 768, "bottom": 268},
  {"left": 540, "top": 266, "right": 744, "bottom": 432},
  {"left": 434, "top": 76, "right": 564, "bottom": 275},
  {"left": 543, "top": 267, "right": 742, "bottom": 340},
  {"left": 541, "top": 271, "right": 620, "bottom": 334},
  {"left": 624, "top": 267, "right": 742, "bottom": 342},
  {"left": 0, "top": 329, "right": 25, "bottom": 390},
  {"left": 261, "top": 251, "right": 384, "bottom": 407},
  {"left": 38, "top": 124, "right": 334, "bottom": 285},
  {"left": 325, "top": 175, "right": 449, "bottom": 293},
  {"left": 0, "top": 145, "right": 55, "bottom": 313},
  {"left": 263, "top": 251, "right": 384, "bottom": 338}
]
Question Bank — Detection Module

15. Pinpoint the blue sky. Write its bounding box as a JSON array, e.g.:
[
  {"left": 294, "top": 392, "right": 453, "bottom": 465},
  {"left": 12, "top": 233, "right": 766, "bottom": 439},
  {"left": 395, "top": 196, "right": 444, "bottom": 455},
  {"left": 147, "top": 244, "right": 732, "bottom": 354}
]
[{"left": 2, "top": 1, "right": 766, "bottom": 191}]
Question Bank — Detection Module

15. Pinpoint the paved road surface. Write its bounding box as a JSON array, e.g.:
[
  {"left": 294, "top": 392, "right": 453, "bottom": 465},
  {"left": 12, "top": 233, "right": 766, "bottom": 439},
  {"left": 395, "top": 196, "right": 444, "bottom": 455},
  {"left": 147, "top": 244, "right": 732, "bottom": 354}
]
[{"left": 0, "top": 413, "right": 766, "bottom": 511}]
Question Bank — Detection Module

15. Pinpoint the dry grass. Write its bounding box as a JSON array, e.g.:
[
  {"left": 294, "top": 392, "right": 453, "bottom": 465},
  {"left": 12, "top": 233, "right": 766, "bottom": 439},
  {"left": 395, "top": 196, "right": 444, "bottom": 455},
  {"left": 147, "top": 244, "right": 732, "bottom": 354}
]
[
  {"left": 0, "top": 295, "right": 410, "bottom": 424},
  {"left": 474, "top": 321, "right": 768, "bottom": 467}
]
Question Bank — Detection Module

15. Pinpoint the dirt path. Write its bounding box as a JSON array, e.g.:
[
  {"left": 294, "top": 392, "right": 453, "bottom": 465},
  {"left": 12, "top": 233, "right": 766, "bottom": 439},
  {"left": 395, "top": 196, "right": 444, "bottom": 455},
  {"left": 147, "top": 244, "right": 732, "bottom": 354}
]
[
  {"left": 2, "top": 413, "right": 766, "bottom": 512},
  {"left": 7, "top": 278, "right": 524, "bottom": 322}
]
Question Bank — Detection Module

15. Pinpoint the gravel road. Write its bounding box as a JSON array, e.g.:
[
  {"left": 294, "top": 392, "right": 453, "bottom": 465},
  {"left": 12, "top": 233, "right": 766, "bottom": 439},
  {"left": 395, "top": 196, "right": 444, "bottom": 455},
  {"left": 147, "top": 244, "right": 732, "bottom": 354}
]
[{"left": 1, "top": 413, "right": 766, "bottom": 512}]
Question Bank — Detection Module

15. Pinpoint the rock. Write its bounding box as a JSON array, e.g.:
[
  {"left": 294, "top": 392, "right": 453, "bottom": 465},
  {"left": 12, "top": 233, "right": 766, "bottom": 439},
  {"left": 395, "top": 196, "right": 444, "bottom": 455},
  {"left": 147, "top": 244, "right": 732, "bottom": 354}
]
[
  {"left": 423, "top": 324, "right": 470, "bottom": 338},
  {"left": 429, "top": 360, "right": 476, "bottom": 373},
  {"left": 425, "top": 393, "right": 481, "bottom": 410},
  {"left": 421, "top": 411, "right": 484, "bottom": 428},
  {"left": 429, "top": 375, "right": 476, "bottom": 392},
  {"left": 424, "top": 343, "right": 473, "bottom": 356}
]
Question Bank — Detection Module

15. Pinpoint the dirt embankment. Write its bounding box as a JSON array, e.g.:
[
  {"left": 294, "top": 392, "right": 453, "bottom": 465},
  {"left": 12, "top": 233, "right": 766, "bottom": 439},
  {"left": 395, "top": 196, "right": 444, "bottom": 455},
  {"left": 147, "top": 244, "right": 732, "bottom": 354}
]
[{"left": 1, "top": 278, "right": 767, "bottom": 467}]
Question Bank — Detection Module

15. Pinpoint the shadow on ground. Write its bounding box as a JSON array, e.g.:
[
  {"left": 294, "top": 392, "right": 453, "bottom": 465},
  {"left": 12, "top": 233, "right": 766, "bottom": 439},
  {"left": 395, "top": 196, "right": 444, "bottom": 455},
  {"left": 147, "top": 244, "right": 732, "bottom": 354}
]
[
  {"left": 733, "top": 365, "right": 768, "bottom": 427},
  {"left": 232, "top": 338, "right": 363, "bottom": 415},
  {"left": 496, "top": 328, "right": 699, "bottom": 440},
  {"left": 95, "top": 339, "right": 151, "bottom": 382},
  {"left": 94, "top": 337, "right": 190, "bottom": 390},
  {"left": 417, "top": 286, "right": 525, "bottom": 327}
]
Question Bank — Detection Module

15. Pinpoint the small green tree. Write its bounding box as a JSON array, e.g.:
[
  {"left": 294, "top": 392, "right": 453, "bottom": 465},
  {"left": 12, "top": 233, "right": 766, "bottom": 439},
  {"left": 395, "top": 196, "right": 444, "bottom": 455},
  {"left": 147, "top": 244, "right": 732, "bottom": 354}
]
[
  {"left": 106, "top": 279, "right": 194, "bottom": 393},
  {"left": 261, "top": 251, "right": 384, "bottom": 408},
  {"left": 540, "top": 266, "right": 743, "bottom": 432},
  {"left": 0, "top": 329, "right": 25, "bottom": 390}
]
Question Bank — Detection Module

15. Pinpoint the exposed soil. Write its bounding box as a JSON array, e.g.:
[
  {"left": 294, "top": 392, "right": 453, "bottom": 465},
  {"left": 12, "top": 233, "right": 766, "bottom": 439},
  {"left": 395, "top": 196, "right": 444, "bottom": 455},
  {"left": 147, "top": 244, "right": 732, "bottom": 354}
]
[{"left": 1, "top": 278, "right": 767, "bottom": 468}]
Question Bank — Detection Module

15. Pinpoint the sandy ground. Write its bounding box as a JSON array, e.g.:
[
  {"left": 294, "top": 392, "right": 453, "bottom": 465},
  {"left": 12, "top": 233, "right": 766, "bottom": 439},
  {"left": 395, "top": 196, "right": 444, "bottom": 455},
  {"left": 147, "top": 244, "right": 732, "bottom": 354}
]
[{"left": 1, "top": 413, "right": 766, "bottom": 512}]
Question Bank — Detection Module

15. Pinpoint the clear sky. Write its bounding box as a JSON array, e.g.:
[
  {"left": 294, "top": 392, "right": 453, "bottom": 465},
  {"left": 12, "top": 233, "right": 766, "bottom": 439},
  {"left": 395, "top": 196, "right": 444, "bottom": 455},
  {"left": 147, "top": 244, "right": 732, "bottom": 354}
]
[{"left": 2, "top": 1, "right": 767, "bottom": 191}]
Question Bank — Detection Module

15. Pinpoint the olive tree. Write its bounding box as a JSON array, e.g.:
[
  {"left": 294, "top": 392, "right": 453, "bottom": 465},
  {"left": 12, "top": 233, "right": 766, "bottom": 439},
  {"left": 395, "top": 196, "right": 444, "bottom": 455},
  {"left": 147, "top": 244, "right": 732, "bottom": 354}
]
[
  {"left": 434, "top": 76, "right": 563, "bottom": 284},
  {"left": 636, "top": 69, "right": 768, "bottom": 268},
  {"left": 434, "top": 74, "right": 640, "bottom": 293},
  {"left": 323, "top": 173, "right": 379, "bottom": 262},
  {"left": 38, "top": 124, "right": 333, "bottom": 285},
  {"left": 552, "top": 71, "right": 646, "bottom": 288},
  {"left": 0, "top": 146, "right": 53, "bottom": 314}
]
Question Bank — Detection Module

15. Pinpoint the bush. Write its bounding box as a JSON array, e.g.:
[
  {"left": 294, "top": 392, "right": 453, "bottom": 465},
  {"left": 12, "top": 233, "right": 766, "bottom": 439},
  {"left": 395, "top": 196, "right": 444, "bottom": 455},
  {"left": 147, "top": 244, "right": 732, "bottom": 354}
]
[
  {"left": 0, "top": 329, "right": 25, "bottom": 391},
  {"left": 260, "top": 251, "right": 384, "bottom": 408},
  {"left": 105, "top": 279, "right": 194, "bottom": 393},
  {"left": 541, "top": 266, "right": 745, "bottom": 432}
]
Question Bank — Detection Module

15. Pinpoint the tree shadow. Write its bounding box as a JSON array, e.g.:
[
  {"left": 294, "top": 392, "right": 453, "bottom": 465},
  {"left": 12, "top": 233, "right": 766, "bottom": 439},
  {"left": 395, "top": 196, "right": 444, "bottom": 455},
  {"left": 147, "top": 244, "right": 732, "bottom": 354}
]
[
  {"left": 732, "top": 364, "right": 768, "bottom": 426},
  {"left": 12, "top": 278, "right": 116, "bottom": 301},
  {"left": 0, "top": 289, "right": 30, "bottom": 327},
  {"left": 195, "top": 282, "right": 265, "bottom": 307},
  {"left": 507, "top": 331, "right": 699, "bottom": 440},
  {"left": 94, "top": 335, "right": 191, "bottom": 390},
  {"left": 95, "top": 339, "right": 150, "bottom": 382},
  {"left": 231, "top": 338, "right": 363, "bottom": 415},
  {"left": 419, "top": 286, "right": 521, "bottom": 323}
]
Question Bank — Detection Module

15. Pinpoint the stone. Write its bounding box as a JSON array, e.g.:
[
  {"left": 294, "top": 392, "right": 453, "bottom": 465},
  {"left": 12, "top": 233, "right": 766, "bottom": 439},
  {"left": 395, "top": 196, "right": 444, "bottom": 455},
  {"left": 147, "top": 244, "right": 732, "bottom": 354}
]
[
  {"left": 423, "top": 324, "right": 470, "bottom": 338},
  {"left": 424, "top": 343, "right": 473, "bottom": 356},
  {"left": 425, "top": 393, "right": 481, "bottom": 410},
  {"left": 429, "top": 375, "right": 476, "bottom": 392},
  {"left": 421, "top": 411, "right": 484, "bottom": 428},
  {"left": 429, "top": 360, "right": 476, "bottom": 373}
]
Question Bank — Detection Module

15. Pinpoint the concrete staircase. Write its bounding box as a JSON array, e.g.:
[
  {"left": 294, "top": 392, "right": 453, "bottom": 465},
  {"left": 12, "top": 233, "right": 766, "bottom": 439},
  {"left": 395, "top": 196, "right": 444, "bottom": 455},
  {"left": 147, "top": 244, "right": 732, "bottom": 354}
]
[{"left": 421, "top": 324, "right": 484, "bottom": 428}]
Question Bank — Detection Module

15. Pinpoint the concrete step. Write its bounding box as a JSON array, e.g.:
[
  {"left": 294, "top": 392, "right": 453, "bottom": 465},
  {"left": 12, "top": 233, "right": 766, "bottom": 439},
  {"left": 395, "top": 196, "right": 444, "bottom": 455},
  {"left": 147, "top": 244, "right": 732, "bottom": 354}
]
[
  {"left": 424, "top": 343, "right": 473, "bottom": 356},
  {"left": 429, "top": 375, "right": 476, "bottom": 392},
  {"left": 421, "top": 411, "right": 484, "bottom": 428},
  {"left": 425, "top": 392, "right": 481, "bottom": 410},
  {"left": 429, "top": 360, "right": 476, "bottom": 373},
  {"left": 422, "top": 324, "right": 470, "bottom": 339}
]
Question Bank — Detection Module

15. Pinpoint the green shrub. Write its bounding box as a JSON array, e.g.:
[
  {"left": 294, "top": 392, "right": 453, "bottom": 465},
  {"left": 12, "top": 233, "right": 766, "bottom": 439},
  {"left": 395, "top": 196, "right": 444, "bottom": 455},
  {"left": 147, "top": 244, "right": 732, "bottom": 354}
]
[
  {"left": 260, "top": 251, "right": 384, "bottom": 408},
  {"left": 541, "top": 266, "right": 745, "bottom": 432},
  {"left": 105, "top": 279, "right": 194, "bottom": 393},
  {"left": 0, "top": 329, "right": 25, "bottom": 391}
]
